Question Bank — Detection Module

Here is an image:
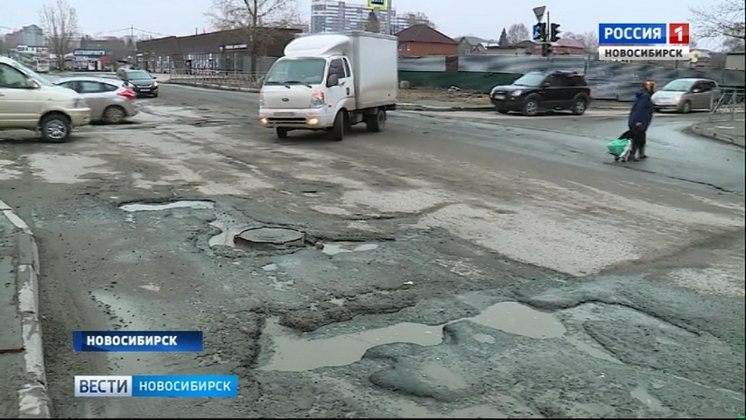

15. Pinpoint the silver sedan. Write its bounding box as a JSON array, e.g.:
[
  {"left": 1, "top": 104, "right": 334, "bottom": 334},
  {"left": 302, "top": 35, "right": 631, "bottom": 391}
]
[{"left": 53, "top": 76, "right": 139, "bottom": 123}]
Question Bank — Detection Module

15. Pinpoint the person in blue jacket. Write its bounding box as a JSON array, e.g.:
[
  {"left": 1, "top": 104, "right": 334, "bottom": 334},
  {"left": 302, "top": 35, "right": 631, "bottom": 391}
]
[{"left": 627, "top": 80, "right": 655, "bottom": 161}]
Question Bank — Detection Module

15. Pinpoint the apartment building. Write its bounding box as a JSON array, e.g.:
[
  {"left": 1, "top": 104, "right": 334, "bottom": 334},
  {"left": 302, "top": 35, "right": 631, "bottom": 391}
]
[{"left": 310, "top": 0, "right": 409, "bottom": 34}]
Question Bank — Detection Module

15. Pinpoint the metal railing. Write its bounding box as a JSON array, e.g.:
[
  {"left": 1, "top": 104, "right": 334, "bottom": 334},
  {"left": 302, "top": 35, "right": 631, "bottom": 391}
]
[
  {"left": 709, "top": 87, "right": 745, "bottom": 121},
  {"left": 167, "top": 69, "right": 266, "bottom": 90}
]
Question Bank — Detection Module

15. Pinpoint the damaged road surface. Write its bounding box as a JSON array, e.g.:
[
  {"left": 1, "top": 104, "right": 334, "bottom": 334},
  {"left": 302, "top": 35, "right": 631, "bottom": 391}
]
[{"left": 0, "top": 85, "right": 743, "bottom": 418}]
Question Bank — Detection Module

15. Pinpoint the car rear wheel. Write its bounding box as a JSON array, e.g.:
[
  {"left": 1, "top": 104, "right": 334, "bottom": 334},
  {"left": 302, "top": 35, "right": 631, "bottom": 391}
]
[
  {"left": 103, "top": 106, "right": 126, "bottom": 124},
  {"left": 522, "top": 98, "right": 540, "bottom": 116},
  {"left": 571, "top": 97, "right": 587, "bottom": 115}
]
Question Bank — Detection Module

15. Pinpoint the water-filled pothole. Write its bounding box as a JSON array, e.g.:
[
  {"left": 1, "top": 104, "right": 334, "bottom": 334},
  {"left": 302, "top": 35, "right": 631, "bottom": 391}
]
[
  {"left": 119, "top": 200, "right": 214, "bottom": 212},
  {"left": 259, "top": 301, "right": 570, "bottom": 372},
  {"left": 321, "top": 242, "right": 379, "bottom": 255}
]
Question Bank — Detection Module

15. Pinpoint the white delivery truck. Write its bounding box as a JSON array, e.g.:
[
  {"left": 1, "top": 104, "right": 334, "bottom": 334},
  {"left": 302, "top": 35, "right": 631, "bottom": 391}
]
[{"left": 259, "top": 31, "right": 398, "bottom": 141}]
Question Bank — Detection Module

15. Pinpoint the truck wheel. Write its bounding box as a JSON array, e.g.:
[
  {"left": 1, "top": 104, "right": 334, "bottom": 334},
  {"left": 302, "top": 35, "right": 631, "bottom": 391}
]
[
  {"left": 40, "top": 113, "right": 71, "bottom": 143},
  {"left": 522, "top": 98, "right": 540, "bottom": 116},
  {"left": 330, "top": 111, "right": 345, "bottom": 141},
  {"left": 276, "top": 127, "right": 288, "bottom": 139},
  {"left": 365, "top": 109, "right": 386, "bottom": 132}
]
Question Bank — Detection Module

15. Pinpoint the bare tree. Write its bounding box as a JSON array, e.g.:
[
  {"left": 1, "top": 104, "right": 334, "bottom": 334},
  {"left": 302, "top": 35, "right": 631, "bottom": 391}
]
[
  {"left": 365, "top": 11, "right": 380, "bottom": 33},
  {"left": 689, "top": 0, "right": 745, "bottom": 41},
  {"left": 506, "top": 23, "right": 530, "bottom": 45},
  {"left": 403, "top": 12, "right": 436, "bottom": 28},
  {"left": 721, "top": 36, "right": 745, "bottom": 51},
  {"left": 206, "top": 0, "right": 300, "bottom": 74},
  {"left": 564, "top": 31, "right": 598, "bottom": 52},
  {"left": 39, "top": 0, "right": 78, "bottom": 70}
]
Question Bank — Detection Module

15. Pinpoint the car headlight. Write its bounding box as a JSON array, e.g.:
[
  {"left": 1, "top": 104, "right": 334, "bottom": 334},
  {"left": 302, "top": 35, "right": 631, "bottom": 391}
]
[
  {"left": 72, "top": 98, "right": 87, "bottom": 108},
  {"left": 511, "top": 90, "right": 522, "bottom": 96},
  {"left": 310, "top": 90, "right": 324, "bottom": 108},
  {"left": 673, "top": 95, "right": 681, "bottom": 102},
  {"left": 153, "top": 81, "right": 158, "bottom": 87}
]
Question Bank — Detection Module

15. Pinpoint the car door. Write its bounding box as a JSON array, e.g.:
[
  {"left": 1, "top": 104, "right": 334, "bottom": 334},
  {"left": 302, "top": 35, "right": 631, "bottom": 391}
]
[
  {"left": 0, "top": 63, "right": 41, "bottom": 126},
  {"left": 77, "top": 81, "right": 110, "bottom": 119},
  {"left": 325, "top": 57, "right": 347, "bottom": 111},
  {"left": 540, "top": 75, "right": 563, "bottom": 108},
  {"left": 341, "top": 57, "right": 355, "bottom": 100},
  {"left": 688, "top": 81, "right": 710, "bottom": 110}
]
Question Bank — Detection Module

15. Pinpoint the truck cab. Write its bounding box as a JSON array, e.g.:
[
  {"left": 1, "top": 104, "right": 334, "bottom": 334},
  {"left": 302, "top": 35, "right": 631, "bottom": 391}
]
[{"left": 259, "top": 32, "right": 398, "bottom": 141}]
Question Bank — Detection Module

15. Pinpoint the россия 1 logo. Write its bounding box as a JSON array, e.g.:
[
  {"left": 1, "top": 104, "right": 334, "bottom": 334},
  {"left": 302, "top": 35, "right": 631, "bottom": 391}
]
[{"left": 597, "top": 23, "right": 690, "bottom": 61}]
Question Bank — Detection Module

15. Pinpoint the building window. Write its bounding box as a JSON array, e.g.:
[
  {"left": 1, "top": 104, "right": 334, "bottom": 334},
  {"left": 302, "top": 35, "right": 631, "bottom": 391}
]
[{"left": 406, "top": 43, "right": 411, "bottom": 51}]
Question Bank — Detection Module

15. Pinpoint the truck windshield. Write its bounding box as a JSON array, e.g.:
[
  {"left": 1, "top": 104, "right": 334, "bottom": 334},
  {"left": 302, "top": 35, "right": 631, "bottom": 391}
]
[{"left": 265, "top": 58, "right": 326, "bottom": 85}]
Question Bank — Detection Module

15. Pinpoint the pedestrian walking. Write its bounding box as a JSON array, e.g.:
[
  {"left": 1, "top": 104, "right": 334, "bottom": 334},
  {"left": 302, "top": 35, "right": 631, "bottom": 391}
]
[{"left": 626, "top": 80, "right": 655, "bottom": 161}]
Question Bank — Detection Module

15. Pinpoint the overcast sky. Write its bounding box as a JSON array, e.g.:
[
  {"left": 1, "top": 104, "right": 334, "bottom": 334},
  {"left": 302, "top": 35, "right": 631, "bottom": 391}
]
[{"left": 1, "top": 0, "right": 722, "bottom": 48}]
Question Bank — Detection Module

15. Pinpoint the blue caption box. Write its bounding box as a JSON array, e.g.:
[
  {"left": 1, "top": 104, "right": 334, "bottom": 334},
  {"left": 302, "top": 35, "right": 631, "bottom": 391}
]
[
  {"left": 598, "top": 23, "right": 667, "bottom": 45},
  {"left": 74, "top": 375, "right": 238, "bottom": 397},
  {"left": 73, "top": 331, "right": 203, "bottom": 352}
]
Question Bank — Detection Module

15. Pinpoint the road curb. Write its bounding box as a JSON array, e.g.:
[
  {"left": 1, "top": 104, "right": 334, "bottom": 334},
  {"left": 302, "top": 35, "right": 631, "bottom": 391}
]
[
  {"left": 165, "top": 80, "right": 260, "bottom": 93},
  {"left": 0, "top": 199, "right": 51, "bottom": 418},
  {"left": 689, "top": 122, "right": 746, "bottom": 148}
]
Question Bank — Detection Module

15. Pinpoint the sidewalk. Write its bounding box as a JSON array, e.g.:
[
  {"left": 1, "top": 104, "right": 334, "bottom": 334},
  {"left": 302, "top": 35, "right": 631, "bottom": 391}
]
[
  {"left": 0, "top": 199, "right": 50, "bottom": 418},
  {"left": 690, "top": 119, "right": 746, "bottom": 148}
]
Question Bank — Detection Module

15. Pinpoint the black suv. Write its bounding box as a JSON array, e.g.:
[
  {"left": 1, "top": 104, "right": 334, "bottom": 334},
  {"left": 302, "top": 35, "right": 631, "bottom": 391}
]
[{"left": 489, "top": 71, "right": 591, "bottom": 116}]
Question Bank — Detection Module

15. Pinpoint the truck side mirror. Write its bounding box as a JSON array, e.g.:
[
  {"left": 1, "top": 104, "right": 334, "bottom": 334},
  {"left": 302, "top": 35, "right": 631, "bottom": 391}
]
[{"left": 327, "top": 74, "right": 339, "bottom": 87}]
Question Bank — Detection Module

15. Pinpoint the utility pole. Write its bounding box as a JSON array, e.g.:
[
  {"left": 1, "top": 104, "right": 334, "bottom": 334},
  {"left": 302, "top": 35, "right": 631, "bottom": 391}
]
[{"left": 387, "top": 0, "right": 393, "bottom": 34}]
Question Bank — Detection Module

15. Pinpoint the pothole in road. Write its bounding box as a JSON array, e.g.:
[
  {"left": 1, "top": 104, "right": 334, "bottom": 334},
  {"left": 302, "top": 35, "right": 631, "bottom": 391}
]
[
  {"left": 209, "top": 221, "right": 383, "bottom": 256},
  {"left": 119, "top": 199, "right": 215, "bottom": 212},
  {"left": 258, "top": 301, "right": 568, "bottom": 372}
]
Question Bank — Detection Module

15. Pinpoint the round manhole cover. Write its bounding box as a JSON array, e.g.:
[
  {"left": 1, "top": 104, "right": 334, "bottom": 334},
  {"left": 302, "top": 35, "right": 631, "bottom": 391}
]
[{"left": 237, "top": 227, "right": 305, "bottom": 245}]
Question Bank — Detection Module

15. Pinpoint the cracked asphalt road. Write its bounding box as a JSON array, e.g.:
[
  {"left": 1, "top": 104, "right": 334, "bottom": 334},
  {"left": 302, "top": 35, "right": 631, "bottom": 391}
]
[{"left": 0, "top": 83, "right": 744, "bottom": 418}]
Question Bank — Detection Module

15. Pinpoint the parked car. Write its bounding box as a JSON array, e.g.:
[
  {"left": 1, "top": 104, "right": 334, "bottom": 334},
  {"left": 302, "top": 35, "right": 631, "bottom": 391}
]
[
  {"left": 489, "top": 71, "right": 591, "bottom": 116},
  {"left": 120, "top": 69, "right": 159, "bottom": 98},
  {"left": 651, "top": 78, "right": 720, "bottom": 113},
  {"left": 0, "top": 56, "right": 90, "bottom": 142},
  {"left": 53, "top": 76, "right": 138, "bottom": 124}
]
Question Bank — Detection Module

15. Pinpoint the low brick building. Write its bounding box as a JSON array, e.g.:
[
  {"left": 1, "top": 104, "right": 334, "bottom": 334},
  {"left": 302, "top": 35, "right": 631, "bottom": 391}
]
[
  {"left": 396, "top": 24, "right": 458, "bottom": 57},
  {"left": 136, "top": 27, "right": 301, "bottom": 73}
]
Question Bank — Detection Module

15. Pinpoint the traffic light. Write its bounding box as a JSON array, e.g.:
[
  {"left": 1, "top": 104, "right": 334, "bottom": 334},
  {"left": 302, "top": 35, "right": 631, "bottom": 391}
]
[
  {"left": 541, "top": 43, "right": 553, "bottom": 57},
  {"left": 535, "top": 23, "right": 547, "bottom": 42},
  {"left": 550, "top": 23, "right": 561, "bottom": 42}
]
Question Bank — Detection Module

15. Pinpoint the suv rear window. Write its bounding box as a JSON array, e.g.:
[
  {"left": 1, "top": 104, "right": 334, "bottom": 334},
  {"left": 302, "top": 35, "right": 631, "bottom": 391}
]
[{"left": 571, "top": 76, "right": 587, "bottom": 86}]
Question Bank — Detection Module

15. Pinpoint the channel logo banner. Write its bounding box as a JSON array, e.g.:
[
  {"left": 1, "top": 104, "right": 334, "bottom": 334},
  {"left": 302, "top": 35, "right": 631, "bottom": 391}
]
[
  {"left": 73, "top": 331, "right": 203, "bottom": 352},
  {"left": 598, "top": 23, "right": 667, "bottom": 45},
  {"left": 74, "top": 375, "right": 238, "bottom": 397}
]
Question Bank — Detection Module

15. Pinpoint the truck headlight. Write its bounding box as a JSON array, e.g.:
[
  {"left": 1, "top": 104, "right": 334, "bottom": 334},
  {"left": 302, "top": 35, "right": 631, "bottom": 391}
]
[{"left": 310, "top": 90, "right": 324, "bottom": 108}]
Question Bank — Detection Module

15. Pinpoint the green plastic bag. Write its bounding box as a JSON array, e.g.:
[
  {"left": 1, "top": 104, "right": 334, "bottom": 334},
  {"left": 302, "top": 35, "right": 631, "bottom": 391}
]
[{"left": 607, "top": 138, "right": 629, "bottom": 156}]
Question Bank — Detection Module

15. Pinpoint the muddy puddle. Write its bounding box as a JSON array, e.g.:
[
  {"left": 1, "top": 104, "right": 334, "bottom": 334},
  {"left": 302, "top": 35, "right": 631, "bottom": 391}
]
[{"left": 259, "top": 301, "right": 568, "bottom": 372}]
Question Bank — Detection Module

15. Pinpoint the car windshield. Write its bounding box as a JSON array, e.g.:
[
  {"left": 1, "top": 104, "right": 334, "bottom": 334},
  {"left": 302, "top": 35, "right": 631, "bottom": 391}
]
[
  {"left": 512, "top": 73, "right": 546, "bottom": 87},
  {"left": 660, "top": 80, "right": 694, "bottom": 92},
  {"left": 127, "top": 70, "right": 152, "bottom": 80},
  {"left": 265, "top": 58, "right": 326, "bottom": 85},
  {"left": 9, "top": 60, "right": 54, "bottom": 87}
]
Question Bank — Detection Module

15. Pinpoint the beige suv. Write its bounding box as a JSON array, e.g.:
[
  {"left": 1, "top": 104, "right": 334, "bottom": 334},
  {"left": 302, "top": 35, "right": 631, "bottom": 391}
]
[{"left": 0, "top": 56, "right": 91, "bottom": 142}]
